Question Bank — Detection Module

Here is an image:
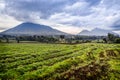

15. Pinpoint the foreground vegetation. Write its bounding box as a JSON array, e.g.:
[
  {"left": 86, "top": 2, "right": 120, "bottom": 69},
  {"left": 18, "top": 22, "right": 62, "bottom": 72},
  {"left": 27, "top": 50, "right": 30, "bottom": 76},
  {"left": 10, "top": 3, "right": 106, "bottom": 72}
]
[{"left": 0, "top": 43, "right": 120, "bottom": 80}]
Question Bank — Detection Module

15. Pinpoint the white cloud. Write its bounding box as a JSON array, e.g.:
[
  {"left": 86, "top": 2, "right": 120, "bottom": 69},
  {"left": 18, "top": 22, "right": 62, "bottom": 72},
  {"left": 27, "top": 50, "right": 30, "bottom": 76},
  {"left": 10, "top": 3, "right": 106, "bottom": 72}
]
[
  {"left": 0, "top": 14, "right": 21, "bottom": 32},
  {"left": 52, "top": 25, "right": 83, "bottom": 34},
  {"left": 31, "top": 18, "right": 82, "bottom": 34},
  {"left": 114, "top": 31, "right": 120, "bottom": 34},
  {"left": 0, "top": 0, "right": 5, "bottom": 9},
  {"left": 64, "top": 1, "right": 88, "bottom": 11}
]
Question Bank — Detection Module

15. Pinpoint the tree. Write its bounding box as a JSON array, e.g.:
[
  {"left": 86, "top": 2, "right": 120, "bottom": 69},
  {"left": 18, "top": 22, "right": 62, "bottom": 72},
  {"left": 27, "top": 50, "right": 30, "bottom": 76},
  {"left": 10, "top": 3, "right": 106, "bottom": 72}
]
[
  {"left": 59, "top": 35, "right": 65, "bottom": 43},
  {"left": 3, "top": 35, "right": 9, "bottom": 43},
  {"left": 16, "top": 37, "right": 20, "bottom": 43},
  {"left": 114, "top": 38, "right": 120, "bottom": 43},
  {"left": 103, "top": 38, "right": 107, "bottom": 43},
  {"left": 60, "top": 35, "right": 65, "bottom": 39},
  {"left": 6, "top": 38, "right": 9, "bottom": 43},
  {"left": 107, "top": 33, "right": 119, "bottom": 43},
  {"left": 108, "top": 33, "right": 115, "bottom": 42}
]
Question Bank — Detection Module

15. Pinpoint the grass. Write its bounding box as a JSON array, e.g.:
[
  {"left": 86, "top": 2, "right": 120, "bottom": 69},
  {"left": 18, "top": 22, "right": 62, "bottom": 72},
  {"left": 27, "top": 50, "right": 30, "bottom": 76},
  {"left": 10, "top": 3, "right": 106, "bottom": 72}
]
[{"left": 0, "top": 43, "right": 120, "bottom": 80}]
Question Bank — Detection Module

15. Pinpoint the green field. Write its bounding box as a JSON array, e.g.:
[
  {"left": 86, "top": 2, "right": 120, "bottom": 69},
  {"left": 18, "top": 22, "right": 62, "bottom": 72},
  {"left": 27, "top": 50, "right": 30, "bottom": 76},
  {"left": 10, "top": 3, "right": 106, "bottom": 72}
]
[{"left": 0, "top": 43, "right": 120, "bottom": 80}]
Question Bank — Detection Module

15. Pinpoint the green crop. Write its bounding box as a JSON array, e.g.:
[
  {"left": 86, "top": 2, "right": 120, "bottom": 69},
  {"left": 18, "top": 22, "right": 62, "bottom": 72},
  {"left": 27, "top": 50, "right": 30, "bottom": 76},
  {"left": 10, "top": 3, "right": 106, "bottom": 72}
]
[{"left": 0, "top": 43, "right": 120, "bottom": 80}]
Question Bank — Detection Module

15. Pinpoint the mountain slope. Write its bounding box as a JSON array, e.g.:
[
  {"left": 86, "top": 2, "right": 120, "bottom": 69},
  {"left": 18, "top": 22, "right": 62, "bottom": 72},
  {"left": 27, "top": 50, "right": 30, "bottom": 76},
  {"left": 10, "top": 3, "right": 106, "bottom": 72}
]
[
  {"left": 78, "top": 30, "right": 91, "bottom": 35},
  {"left": 1, "top": 22, "right": 67, "bottom": 35},
  {"left": 78, "top": 28, "right": 117, "bottom": 36}
]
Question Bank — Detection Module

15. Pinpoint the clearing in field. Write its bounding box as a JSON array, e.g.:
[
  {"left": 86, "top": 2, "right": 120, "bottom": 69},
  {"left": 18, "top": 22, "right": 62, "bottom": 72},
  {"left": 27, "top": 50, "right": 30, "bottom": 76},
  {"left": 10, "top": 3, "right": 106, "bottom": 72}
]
[{"left": 0, "top": 43, "right": 120, "bottom": 80}]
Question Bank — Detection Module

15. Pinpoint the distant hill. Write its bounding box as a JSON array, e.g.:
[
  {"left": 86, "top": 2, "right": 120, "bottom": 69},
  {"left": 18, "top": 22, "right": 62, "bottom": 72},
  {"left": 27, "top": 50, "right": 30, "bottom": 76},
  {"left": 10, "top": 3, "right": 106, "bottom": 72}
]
[
  {"left": 1, "top": 22, "right": 67, "bottom": 36},
  {"left": 0, "top": 33, "right": 2, "bottom": 37},
  {"left": 78, "top": 28, "right": 118, "bottom": 36}
]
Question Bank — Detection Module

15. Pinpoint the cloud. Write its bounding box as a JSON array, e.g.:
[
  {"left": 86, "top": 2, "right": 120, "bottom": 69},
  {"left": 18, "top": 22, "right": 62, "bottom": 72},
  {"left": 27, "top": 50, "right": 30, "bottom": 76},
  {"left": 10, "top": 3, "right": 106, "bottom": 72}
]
[
  {"left": 0, "top": 0, "right": 120, "bottom": 34},
  {"left": 48, "top": 0, "right": 120, "bottom": 30},
  {"left": 0, "top": 27, "right": 6, "bottom": 30},
  {"left": 0, "top": 0, "right": 6, "bottom": 14},
  {"left": 111, "top": 19, "right": 120, "bottom": 30},
  {"left": 4, "top": 0, "right": 77, "bottom": 19},
  {"left": 64, "top": 1, "right": 91, "bottom": 16},
  {"left": 0, "top": 14, "right": 21, "bottom": 30}
]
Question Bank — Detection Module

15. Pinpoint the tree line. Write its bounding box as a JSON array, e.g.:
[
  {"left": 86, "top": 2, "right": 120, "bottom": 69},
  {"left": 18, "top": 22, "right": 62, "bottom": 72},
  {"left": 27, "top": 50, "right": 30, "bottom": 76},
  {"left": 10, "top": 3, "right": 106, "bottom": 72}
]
[
  {"left": 0, "top": 33, "right": 120, "bottom": 43},
  {"left": 103, "top": 33, "right": 120, "bottom": 43}
]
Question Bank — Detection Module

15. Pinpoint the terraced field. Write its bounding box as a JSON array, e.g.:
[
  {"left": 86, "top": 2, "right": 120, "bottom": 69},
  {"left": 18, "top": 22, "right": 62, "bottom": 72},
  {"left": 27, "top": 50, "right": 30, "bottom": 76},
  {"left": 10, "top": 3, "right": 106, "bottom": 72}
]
[{"left": 0, "top": 43, "right": 120, "bottom": 80}]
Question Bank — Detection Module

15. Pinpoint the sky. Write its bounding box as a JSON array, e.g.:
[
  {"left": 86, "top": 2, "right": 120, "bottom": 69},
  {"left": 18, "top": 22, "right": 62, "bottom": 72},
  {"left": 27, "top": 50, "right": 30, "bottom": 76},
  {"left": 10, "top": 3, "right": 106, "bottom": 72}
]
[{"left": 0, "top": 0, "right": 120, "bottom": 34}]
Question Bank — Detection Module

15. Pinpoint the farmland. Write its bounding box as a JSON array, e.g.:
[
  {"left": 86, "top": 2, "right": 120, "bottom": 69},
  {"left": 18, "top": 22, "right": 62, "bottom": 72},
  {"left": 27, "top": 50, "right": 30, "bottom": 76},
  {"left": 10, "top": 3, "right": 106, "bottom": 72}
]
[{"left": 0, "top": 43, "right": 120, "bottom": 80}]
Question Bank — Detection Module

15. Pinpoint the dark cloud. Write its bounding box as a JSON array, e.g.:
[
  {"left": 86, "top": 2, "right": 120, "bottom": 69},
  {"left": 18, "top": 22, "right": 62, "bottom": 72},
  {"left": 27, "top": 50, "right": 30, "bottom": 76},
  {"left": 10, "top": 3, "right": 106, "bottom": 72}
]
[
  {"left": 111, "top": 19, "right": 120, "bottom": 30},
  {"left": 85, "top": 0, "right": 101, "bottom": 6},
  {"left": 4, "top": 0, "right": 77, "bottom": 20},
  {"left": 3, "top": 0, "right": 102, "bottom": 21}
]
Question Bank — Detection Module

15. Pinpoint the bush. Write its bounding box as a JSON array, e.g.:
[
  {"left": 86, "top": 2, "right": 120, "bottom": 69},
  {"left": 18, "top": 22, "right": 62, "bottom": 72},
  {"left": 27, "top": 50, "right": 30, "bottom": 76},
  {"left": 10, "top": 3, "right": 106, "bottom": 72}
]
[
  {"left": 85, "top": 40, "right": 91, "bottom": 43},
  {"left": 75, "top": 40, "right": 79, "bottom": 43}
]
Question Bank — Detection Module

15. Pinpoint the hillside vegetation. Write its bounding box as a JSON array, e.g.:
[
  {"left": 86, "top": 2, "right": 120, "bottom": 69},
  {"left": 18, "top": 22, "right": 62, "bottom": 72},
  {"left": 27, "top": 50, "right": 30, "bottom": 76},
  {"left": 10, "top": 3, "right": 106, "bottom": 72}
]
[{"left": 0, "top": 43, "right": 120, "bottom": 80}]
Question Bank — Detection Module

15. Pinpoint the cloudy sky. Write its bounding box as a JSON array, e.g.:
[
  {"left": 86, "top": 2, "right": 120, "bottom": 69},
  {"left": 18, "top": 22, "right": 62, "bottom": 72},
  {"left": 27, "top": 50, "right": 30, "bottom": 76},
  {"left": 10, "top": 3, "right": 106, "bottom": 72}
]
[{"left": 0, "top": 0, "right": 120, "bottom": 34}]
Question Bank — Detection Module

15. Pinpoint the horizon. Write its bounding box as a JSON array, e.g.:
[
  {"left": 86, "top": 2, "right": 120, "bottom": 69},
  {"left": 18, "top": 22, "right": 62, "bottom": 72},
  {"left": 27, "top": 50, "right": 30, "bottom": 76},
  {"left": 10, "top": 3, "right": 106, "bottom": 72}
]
[{"left": 0, "top": 0, "right": 120, "bottom": 34}]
